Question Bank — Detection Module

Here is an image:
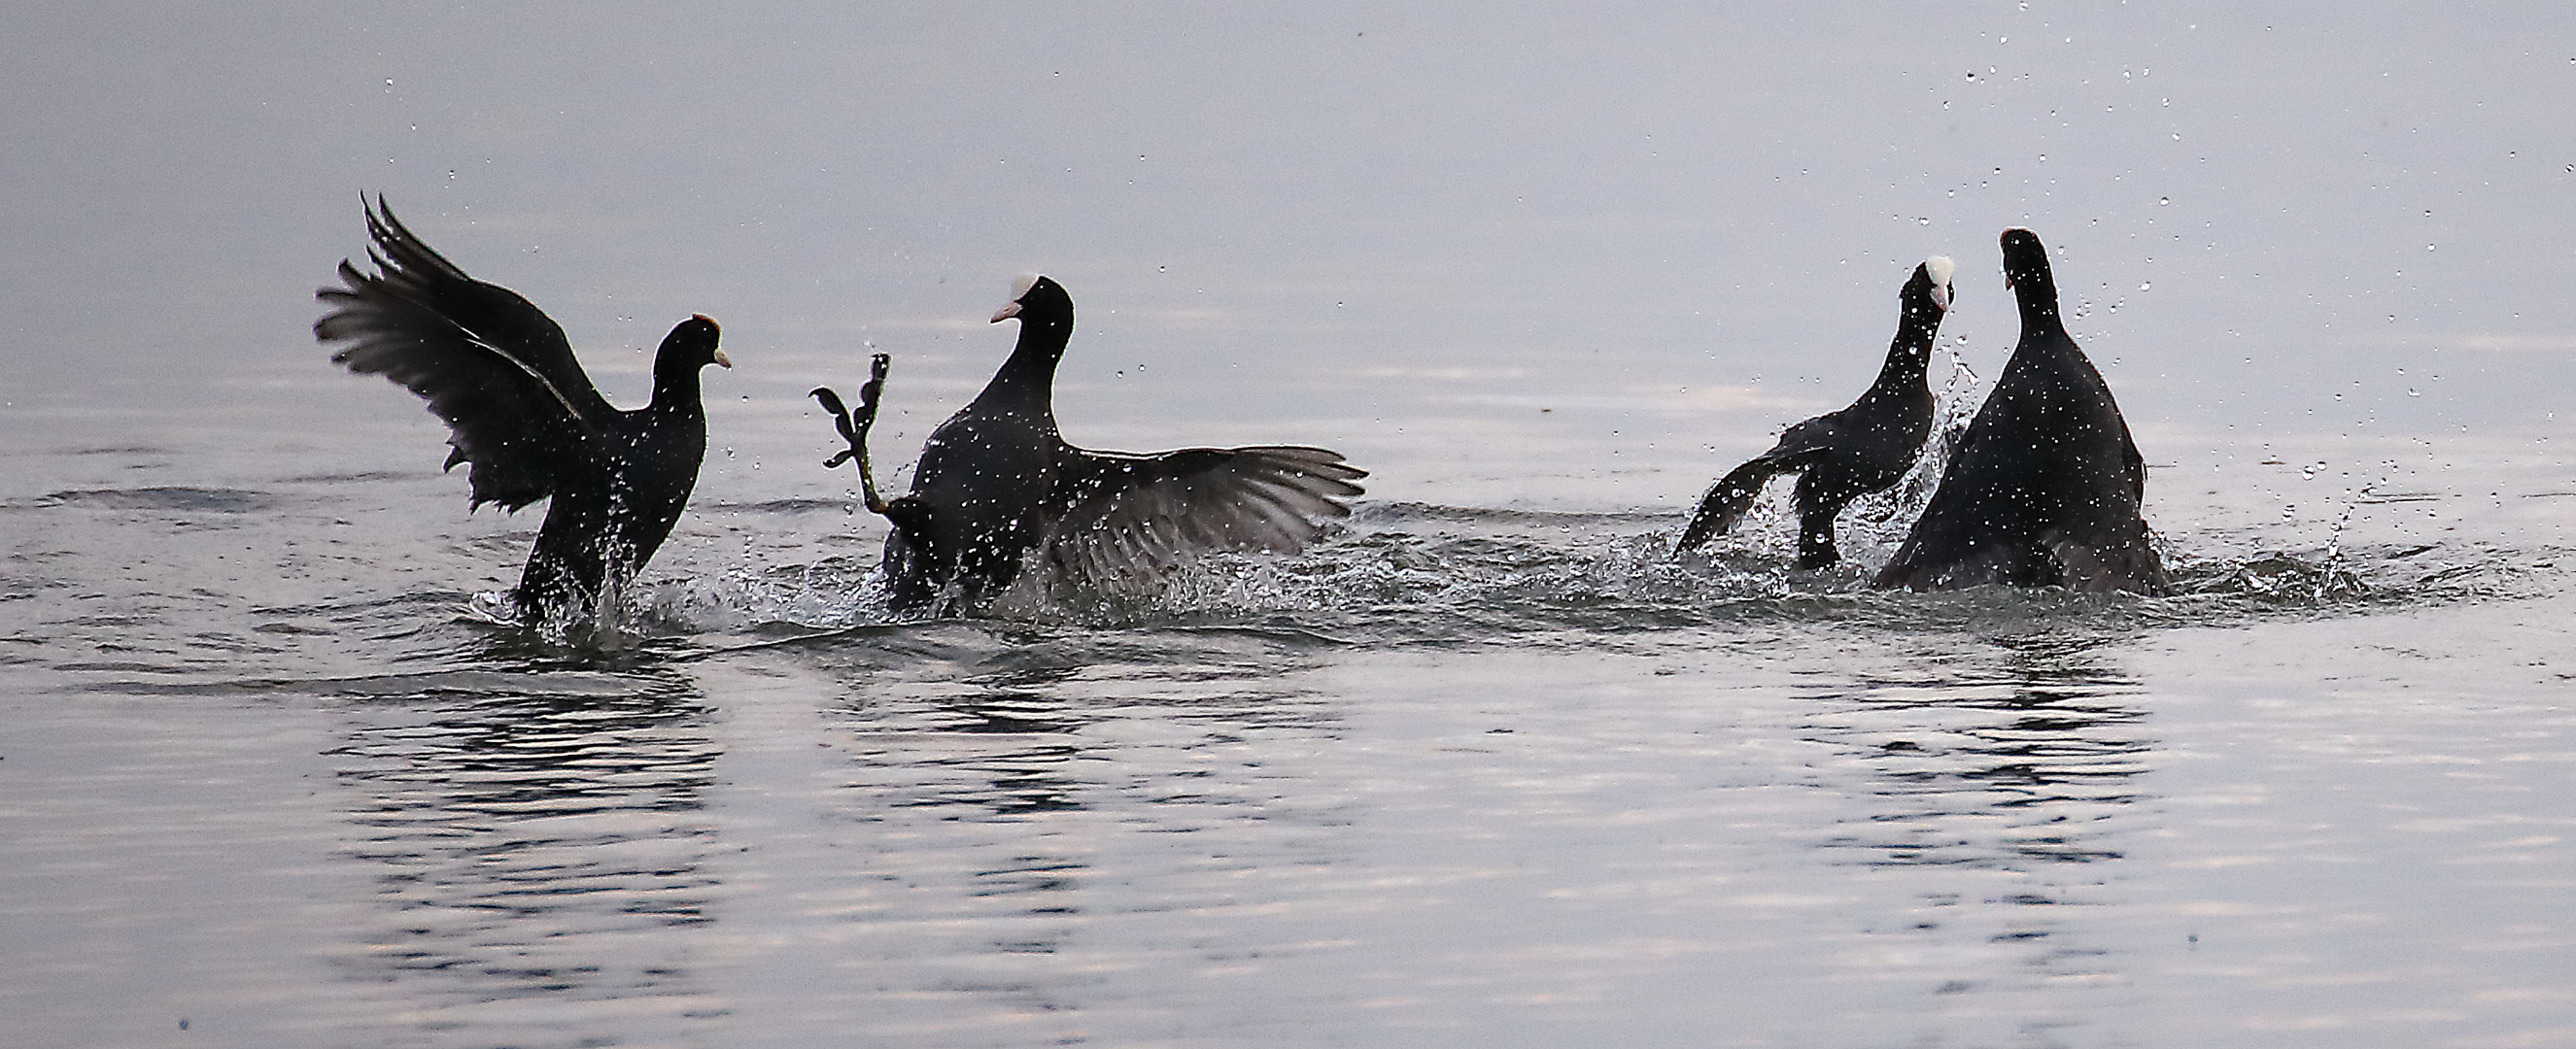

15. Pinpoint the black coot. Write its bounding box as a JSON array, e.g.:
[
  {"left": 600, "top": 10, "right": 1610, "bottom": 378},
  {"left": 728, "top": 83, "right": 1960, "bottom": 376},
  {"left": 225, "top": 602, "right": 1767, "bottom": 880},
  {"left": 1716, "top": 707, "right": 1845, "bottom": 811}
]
[
  {"left": 1873, "top": 229, "right": 2167, "bottom": 593},
  {"left": 316, "top": 197, "right": 732, "bottom": 629},
  {"left": 1678, "top": 256, "right": 1956, "bottom": 568},
  {"left": 813, "top": 275, "right": 1364, "bottom": 613}
]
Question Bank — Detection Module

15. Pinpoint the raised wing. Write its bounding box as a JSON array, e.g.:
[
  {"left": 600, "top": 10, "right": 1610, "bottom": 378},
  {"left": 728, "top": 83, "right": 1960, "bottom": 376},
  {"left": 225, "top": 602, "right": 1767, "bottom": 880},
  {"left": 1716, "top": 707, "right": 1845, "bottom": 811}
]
[
  {"left": 1040, "top": 444, "right": 1366, "bottom": 594},
  {"left": 315, "top": 197, "right": 613, "bottom": 510},
  {"left": 1676, "top": 422, "right": 1834, "bottom": 550}
]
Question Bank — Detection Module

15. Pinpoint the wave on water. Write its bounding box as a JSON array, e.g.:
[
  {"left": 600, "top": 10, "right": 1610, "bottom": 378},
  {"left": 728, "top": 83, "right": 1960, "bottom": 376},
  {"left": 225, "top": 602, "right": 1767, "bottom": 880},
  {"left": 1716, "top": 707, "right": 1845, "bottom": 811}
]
[
  {"left": 15, "top": 486, "right": 277, "bottom": 513},
  {"left": 634, "top": 494, "right": 2549, "bottom": 657},
  {"left": 12, "top": 470, "right": 2559, "bottom": 680}
]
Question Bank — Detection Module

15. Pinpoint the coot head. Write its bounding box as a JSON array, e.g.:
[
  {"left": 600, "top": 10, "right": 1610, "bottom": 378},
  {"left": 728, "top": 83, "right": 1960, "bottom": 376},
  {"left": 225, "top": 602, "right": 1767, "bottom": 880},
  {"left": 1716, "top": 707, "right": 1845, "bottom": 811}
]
[
  {"left": 1999, "top": 228, "right": 2056, "bottom": 296},
  {"left": 658, "top": 314, "right": 731, "bottom": 371},
  {"left": 991, "top": 274, "right": 1074, "bottom": 326},
  {"left": 1912, "top": 255, "right": 1958, "bottom": 315}
]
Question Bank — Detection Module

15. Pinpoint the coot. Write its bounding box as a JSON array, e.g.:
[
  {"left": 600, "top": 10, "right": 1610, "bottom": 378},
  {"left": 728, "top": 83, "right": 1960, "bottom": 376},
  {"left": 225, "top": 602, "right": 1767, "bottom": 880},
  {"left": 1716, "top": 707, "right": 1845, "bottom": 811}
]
[
  {"left": 1872, "top": 229, "right": 2166, "bottom": 592},
  {"left": 316, "top": 197, "right": 731, "bottom": 630},
  {"left": 814, "top": 275, "right": 1363, "bottom": 613},
  {"left": 1678, "top": 256, "right": 1956, "bottom": 568}
]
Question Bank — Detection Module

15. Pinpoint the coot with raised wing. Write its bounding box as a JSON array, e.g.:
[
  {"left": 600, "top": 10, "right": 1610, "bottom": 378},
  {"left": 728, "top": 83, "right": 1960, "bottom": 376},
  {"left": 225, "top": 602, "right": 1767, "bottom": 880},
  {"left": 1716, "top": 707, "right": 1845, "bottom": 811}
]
[
  {"left": 1678, "top": 256, "right": 1955, "bottom": 568},
  {"left": 813, "top": 275, "right": 1363, "bottom": 614},
  {"left": 316, "top": 197, "right": 731, "bottom": 631}
]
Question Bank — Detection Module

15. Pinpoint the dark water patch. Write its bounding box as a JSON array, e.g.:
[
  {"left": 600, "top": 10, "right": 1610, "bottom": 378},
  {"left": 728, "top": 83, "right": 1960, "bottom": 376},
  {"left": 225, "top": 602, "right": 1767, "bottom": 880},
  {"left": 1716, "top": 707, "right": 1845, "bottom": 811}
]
[
  {"left": 52, "top": 660, "right": 185, "bottom": 674},
  {"left": 253, "top": 589, "right": 490, "bottom": 624},
  {"left": 696, "top": 495, "right": 865, "bottom": 516},
  {"left": 1353, "top": 500, "right": 1674, "bottom": 528},
  {"left": 24, "top": 486, "right": 274, "bottom": 513},
  {"left": 2353, "top": 490, "right": 2446, "bottom": 505},
  {"left": 85, "top": 667, "right": 676, "bottom": 701},
  {"left": 273, "top": 469, "right": 417, "bottom": 485},
  {"left": 734, "top": 619, "right": 1345, "bottom": 702}
]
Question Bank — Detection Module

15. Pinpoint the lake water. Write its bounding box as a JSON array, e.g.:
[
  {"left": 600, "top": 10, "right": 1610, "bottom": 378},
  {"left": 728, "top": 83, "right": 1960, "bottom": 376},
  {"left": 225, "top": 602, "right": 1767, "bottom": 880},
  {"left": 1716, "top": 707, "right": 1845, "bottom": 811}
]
[{"left": 5, "top": 5, "right": 2574, "bottom": 1048}]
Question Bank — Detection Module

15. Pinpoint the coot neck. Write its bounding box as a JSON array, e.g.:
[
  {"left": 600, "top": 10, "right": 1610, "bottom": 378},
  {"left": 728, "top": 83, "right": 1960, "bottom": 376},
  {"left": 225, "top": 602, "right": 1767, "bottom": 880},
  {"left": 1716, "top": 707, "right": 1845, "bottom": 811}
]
[
  {"left": 975, "top": 313, "right": 1071, "bottom": 413},
  {"left": 2010, "top": 271, "right": 2066, "bottom": 340},
  {"left": 647, "top": 355, "right": 708, "bottom": 419},
  {"left": 1868, "top": 292, "right": 1942, "bottom": 397}
]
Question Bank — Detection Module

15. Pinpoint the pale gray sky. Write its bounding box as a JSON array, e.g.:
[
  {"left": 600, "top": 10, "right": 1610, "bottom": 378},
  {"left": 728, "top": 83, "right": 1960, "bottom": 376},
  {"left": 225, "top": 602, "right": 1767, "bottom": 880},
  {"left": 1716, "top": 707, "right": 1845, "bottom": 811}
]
[{"left": 5, "top": 2, "right": 2569, "bottom": 445}]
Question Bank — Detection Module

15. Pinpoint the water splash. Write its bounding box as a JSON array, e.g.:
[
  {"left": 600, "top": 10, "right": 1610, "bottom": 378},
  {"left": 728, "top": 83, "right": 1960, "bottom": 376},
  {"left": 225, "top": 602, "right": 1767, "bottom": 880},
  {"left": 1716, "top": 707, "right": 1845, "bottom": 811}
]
[{"left": 628, "top": 493, "right": 2531, "bottom": 657}]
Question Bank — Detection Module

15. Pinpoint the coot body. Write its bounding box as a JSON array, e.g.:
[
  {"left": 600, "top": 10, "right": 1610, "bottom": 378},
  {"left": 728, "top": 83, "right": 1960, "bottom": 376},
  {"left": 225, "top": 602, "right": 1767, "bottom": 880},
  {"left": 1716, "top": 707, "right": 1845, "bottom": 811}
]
[{"left": 1872, "top": 229, "right": 2166, "bottom": 593}]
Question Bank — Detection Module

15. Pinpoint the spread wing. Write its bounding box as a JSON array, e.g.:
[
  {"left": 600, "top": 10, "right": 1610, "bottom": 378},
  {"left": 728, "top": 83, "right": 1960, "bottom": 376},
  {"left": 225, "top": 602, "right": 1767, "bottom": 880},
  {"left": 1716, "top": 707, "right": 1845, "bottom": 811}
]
[
  {"left": 314, "top": 197, "right": 613, "bottom": 511},
  {"left": 1676, "top": 416, "right": 1836, "bottom": 550},
  {"left": 1039, "top": 444, "right": 1366, "bottom": 594}
]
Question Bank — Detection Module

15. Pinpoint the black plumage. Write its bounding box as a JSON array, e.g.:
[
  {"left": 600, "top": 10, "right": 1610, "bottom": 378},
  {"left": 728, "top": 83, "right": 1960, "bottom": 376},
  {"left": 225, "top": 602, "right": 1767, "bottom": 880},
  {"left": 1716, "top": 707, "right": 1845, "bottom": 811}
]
[
  {"left": 814, "top": 275, "right": 1365, "bottom": 614},
  {"left": 1873, "top": 228, "right": 2168, "bottom": 593},
  {"left": 315, "top": 197, "right": 732, "bottom": 628},
  {"left": 1678, "top": 256, "right": 1956, "bottom": 568}
]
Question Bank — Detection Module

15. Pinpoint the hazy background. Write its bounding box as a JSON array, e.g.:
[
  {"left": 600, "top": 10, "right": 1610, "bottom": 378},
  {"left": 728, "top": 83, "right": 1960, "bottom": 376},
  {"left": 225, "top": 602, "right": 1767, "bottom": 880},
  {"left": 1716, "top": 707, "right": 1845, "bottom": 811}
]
[
  {"left": 5, "top": 1, "right": 2571, "bottom": 508},
  {"left": 6, "top": 9, "right": 2575, "bottom": 1046}
]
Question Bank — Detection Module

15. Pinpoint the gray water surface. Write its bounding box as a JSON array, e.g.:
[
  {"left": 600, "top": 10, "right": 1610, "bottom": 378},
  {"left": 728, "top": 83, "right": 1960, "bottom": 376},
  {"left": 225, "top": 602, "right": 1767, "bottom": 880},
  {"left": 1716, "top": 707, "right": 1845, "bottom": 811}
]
[
  {"left": 5, "top": 423, "right": 2570, "bottom": 1047},
  {"left": 5, "top": 4, "right": 2574, "bottom": 1047}
]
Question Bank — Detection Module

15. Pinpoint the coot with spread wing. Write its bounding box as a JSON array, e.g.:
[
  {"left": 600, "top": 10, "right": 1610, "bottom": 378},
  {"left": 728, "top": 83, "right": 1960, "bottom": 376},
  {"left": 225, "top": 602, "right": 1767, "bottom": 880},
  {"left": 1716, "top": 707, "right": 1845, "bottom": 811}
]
[
  {"left": 316, "top": 197, "right": 731, "bottom": 631},
  {"left": 814, "top": 275, "right": 1363, "bottom": 614},
  {"left": 1678, "top": 256, "right": 1955, "bottom": 568}
]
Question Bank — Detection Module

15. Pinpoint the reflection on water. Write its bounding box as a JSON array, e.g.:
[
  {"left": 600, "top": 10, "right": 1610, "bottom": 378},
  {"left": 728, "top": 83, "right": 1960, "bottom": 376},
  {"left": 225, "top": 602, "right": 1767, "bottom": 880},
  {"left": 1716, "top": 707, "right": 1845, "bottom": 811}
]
[
  {"left": 1814, "top": 638, "right": 2149, "bottom": 869},
  {"left": 322, "top": 671, "right": 722, "bottom": 1032},
  {"left": 1796, "top": 635, "right": 2153, "bottom": 1036},
  {"left": 790, "top": 630, "right": 1354, "bottom": 1042},
  {"left": 5, "top": 429, "right": 2570, "bottom": 1046}
]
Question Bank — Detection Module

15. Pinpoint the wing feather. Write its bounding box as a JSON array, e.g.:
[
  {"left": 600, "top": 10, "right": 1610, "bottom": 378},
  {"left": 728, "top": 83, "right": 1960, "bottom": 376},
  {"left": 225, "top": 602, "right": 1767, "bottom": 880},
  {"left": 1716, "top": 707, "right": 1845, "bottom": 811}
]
[
  {"left": 1041, "top": 444, "right": 1365, "bottom": 594},
  {"left": 1676, "top": 428, "right": 1834, "bottom": 550},
  {"left": 315, "top": 197, "right": 613, "bottom": 510}
]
